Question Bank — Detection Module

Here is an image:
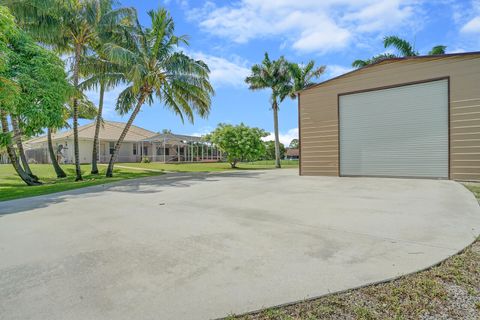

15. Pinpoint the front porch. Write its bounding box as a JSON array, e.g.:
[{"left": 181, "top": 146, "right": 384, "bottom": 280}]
[{"left": 98, "top": 133, "right": 222, "bottom": 163}]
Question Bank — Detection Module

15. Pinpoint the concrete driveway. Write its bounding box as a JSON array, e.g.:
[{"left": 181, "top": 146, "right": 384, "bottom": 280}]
[{"left": 1, "top": 170, "right": 479, "bottom": 320}]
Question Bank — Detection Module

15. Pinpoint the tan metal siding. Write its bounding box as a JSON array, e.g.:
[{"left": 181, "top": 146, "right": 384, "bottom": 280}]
[{"left": 299, "top": 55, "right": 480, "bottom": 180}]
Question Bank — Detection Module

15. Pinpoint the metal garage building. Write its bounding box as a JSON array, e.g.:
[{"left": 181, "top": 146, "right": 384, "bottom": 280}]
[{"left": 297, "top": 52, "right": 480, "bottom": 180}]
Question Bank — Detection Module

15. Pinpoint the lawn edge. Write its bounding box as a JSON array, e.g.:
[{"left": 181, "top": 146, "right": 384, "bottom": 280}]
[{"left": 0, "top": 171, "right": 165, "bottom": 204}]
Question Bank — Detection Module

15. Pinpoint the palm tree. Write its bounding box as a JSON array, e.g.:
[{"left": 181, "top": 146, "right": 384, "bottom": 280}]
[
  {"left": 352, "top": 36, "right": 447, "bottom": 68},
  {"left": 245, "top": 53, "right": 292, "bottom": 168},
  {"left": 428, "top": 45, "right": 447, "bottom": 55},
  {"left": 385, "top": 36, "right": 447, "bottom": 57},
  {"left": 383, "top": 35, "right": 419, "bottom": 57},
  {"left": 0, "top": 110, "right": 41, "bottom": 185},
  {"left": 352, "top": 53, "right": 397, "bottom": 68},
  {"left": 4, "top": 0, "right": 134, "bottom": 181},
  {"left": 289, "top": 60, "right": 326, "bottom": 93},
  {"left": 47, "top": 91, "right": 97, "bottom": 178},
  {"left": 10, "top": 116, "right": 38, "bottom": 181},
  {"left": 79, "top": 53, "right": 125, "bottom": 174},
  {"left": 103, "top": 9, "right": 213, "bottom": 177}
]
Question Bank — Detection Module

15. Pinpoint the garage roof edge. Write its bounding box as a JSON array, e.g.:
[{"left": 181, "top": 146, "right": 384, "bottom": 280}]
[{"left": 298, "top": 51, "right": 480, "bottom": 94}]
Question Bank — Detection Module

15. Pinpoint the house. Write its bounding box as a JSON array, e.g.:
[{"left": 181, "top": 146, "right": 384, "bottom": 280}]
[
  {"left": 285, "top": 148, "right": 299, "bottom": 160},
  {"left": 297, "top": 52, "right": 480, "bottom": 181},
  {"left": 24, "top": 121, "right": 222, "bottom": 164}
]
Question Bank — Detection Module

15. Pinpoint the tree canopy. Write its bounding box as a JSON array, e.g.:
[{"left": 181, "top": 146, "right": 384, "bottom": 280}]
[
  {"left": 289, "top": 139, "right": 299, "bottom": 149},
  {"left": 352, "top": 35, "right": 447, "bottom": 68},
  {"left": 206, "top": 123, "right": 268, "bottom": 168},
  {"left": 0, "top": 5, "right": 70, "bottom": 185},
  {"left": 103, "top": 8, "right": 214, "bottom": 176},
  {"left": 264, "top": 140, "right": 285, "bottom": 160}
]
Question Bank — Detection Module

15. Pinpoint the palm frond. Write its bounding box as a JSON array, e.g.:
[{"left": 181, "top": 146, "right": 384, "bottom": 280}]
[
  {"left": 428, "top": 45, "right": 446, "bottom": 55},
  {"left": 383, "top": 35, "right": 418, "bottom": 57}
]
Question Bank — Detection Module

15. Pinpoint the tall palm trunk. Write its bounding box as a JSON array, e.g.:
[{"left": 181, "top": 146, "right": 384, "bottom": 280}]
[
  {"left": 1, "top": 111, "right": 41, "bottom": 186},
  {"left": 272, "top": 100, "right": 281, "bottom": 168},
  {"left": 48, "top": 127, "right": 67, "bottom": 178},
  {"left": 11, "top": 115, "right": 38, "bottom": 181},
  {"left": 106, "top": 93, "right": 146, "bottom": 177},
  {"left": 91, "top": 81, "right": 105, "bottom": 174},
  {"left": 73, "top": 44, "right": 83, "bottom": 181}
]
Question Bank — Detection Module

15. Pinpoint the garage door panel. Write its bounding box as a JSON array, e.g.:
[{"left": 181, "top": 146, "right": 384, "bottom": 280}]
[{"left": 340, "top": 80, "right": 448, "bottom": 178}]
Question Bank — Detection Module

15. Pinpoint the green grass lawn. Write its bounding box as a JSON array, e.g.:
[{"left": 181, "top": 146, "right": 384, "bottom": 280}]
[
  {"left": 117, "top": 160, "right": 299, "bottom": 172},
  {"left": 0, "top": 164, "right": 162, "bottom": 202},
  {"left": 0, "top": 160, "right": 298, "bottom": 201}
]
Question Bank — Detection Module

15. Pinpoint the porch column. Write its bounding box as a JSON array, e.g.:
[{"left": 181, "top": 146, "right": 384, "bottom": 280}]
[
  {"left": 177, "top": 144, "right": 180, "bottom": 163},
  {"left": 153, "top": 142, "right": 156, "bottom": 162},
  {"left": 163, "top": 138, "right": 166, "bottom": 163}
]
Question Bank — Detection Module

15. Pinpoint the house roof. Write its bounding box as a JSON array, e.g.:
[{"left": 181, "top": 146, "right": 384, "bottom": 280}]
[
  {"left": 26, "top": 121, "right": 157, "bottom": 145},
  {"left": 142, "top": 133, "right": 204, "bottom": 144},
  {"left": 298, "top": 51, "right": 480, "bottom": 93},
  {"left": 286, "top": 148, "right": 299, "bottom": 157}
]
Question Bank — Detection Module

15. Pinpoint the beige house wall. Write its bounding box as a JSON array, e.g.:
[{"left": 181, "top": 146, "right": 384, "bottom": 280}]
[{"left": 299, "top": 54, "right": 480, "bottom": 181}]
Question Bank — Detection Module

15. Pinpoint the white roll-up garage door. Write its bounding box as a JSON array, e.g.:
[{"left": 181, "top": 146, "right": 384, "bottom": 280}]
[{"left": 339, "top": 79, "right": 449, "bottom": 178}]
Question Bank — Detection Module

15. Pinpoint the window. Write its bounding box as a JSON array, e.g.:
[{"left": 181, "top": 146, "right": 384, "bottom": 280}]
[
  {"left": 109, "top": 142, "right": 115, "bottom": 155},
  {"left": 156, "top": 147, "right": 169, "bottom": 155},
  {"left": 133, "top": 144, "right": 137, "bottom": 155},
  {"left": 143, "top": 146, "right": 148, "bottom": 155}
]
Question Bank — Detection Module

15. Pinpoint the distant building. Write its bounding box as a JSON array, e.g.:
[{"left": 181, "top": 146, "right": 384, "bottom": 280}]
[
  {"left": 24, "top": 121, "right": 222, "bottom": 164},
  {"left": 285, "top": 148, "right": 299, "bottom": 160}
]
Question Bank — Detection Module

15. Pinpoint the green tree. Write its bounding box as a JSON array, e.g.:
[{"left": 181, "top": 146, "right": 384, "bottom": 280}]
[
  {"left": 383, "top": 35, "right": 419, "bottom": 56},
  {"left": 0, "top": 6, "right": 70, "bottom": 185},
  {"left": 264, "top": 140, "right": 285, "bottom": 160},
  {"left": 352, "top": 53, "right": 397, "bottom": 68},
  {"left": 428, "top": 45, "right": 447, "bottom": 55},
  {"left": 245, "top": 53, "right": 292, "bottom": 169},
  {"left": 4, "top": 0, "right": 134, "bottom": 181},
  {"left": 80, "top": 52, "right": 127, "bottom": 174},
  {"left": 289, "top": 138, "right": 299, "bottom": 149},
  {"left": 352, "top": 36, "right": 447, "bottom": 68},
  {"left": 206, "top": 123, "right": 268, "bottom": 168},
  {"left": 47, "top": 91, "right": 97, "bottom": 178},
  {"left": 289, "top": 61, "right": 325, "bottom": 93},
  {"left": 104, "top": 9, "right": 213, "bottom": 177}
]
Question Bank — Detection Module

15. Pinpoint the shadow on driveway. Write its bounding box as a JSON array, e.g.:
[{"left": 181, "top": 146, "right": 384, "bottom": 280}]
[{"left": 0, "top": 170, "right": 266, "bottom": 216}]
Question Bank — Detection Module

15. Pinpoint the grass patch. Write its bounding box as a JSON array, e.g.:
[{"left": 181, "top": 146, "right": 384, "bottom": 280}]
[
  {"left": 228, "top": 185, "right": 480, "bottom": 320},
  {"left": 0, "top": 160, "right": 298, "bottom": 201},
  {"left": 117, "top": 160, "right": 299, "bottom": 172},
  {"left": 0, "top": 164, "right": 162, "bottom": 202}
]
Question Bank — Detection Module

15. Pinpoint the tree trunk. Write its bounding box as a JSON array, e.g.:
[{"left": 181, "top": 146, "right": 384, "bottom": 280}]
[
  {"left": 91, "top": 81, "right": 105, "bottom": 174},
  {"left": 106, "top": 93, "right": 146, "bottom": 177},
  {"left": 48, "top": 127, "right": 67, "bottom": 178},
  {"left": 272, "top": 100, "right": 281, "bottom": 168},
  {"left": 73, "top": 43, "right": 83, "bottom": 181},
  {"left": 0, "top": 111, "right": 41, "bottom": 186},
  {"left": 11, "top": 115, "right": 38, "bottom": 181}
]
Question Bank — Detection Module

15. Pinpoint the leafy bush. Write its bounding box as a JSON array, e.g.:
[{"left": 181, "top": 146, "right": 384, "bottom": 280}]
[{"left": 205, "top": 123, "right": 268, "bottom": 168}]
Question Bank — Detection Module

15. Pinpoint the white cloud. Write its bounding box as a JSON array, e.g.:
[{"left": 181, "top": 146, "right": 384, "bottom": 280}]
[
  {"left": 188, "top": 51, "right": 251, "bottom": 88},
  {"left": 325, "top": 65, "right": 354, "bottom": 79},
  {"left": 263, "top": 128, "right": 298, "bottom": 146},
  {"left": 187, "top": 0, "right": 422, "bottom": 55},
  {"left": 190, "top": 126, "right": 214, "bottom": 137},
  {"left": 461, "top": 16, "right": 480, "bottom": 33}
]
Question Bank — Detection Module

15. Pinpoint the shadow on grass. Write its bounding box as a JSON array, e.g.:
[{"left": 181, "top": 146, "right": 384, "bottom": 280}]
[{"left": 0, "top": 170, "right": 266, "bottom": 216}]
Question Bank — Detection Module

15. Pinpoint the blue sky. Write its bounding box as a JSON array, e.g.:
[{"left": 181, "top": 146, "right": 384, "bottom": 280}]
[{"left": 83, "top": 0, "right": 480, "bottom": 145}]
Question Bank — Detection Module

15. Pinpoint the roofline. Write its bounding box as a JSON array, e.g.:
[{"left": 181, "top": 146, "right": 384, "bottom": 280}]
[{"left": 297, "top": 51, "right": 480, "bottom": 93}]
